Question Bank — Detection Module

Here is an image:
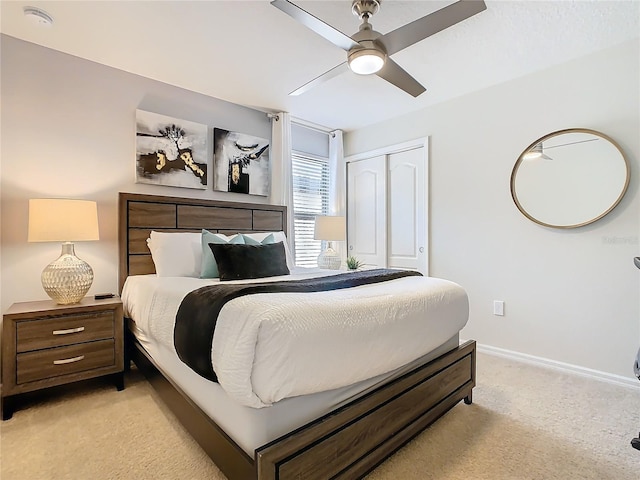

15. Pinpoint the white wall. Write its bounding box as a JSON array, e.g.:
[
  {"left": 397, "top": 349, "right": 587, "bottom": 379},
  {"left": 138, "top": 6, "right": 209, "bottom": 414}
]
[
  {"left": 345, "top": 40, "right": 640, "bottom": 380},
  {"left": 0, "top": 36, "right": 275, "bottom": 313}
]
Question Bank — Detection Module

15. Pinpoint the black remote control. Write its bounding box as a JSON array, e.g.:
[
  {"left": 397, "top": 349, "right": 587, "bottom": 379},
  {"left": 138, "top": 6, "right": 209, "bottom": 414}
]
[{"left": 94, "top": 293, "right": 115, "bottom": 300}]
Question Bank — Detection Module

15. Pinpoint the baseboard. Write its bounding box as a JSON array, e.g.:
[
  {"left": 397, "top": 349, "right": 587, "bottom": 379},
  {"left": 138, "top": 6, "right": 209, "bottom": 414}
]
[{"left": 468, "top": 341, "right": 640, "bottom": 390}]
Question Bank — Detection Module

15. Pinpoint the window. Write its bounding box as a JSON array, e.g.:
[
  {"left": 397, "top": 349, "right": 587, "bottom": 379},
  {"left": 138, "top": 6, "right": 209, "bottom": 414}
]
[{"left": 291, "top": 152, "right": 330, "bottom": 267}]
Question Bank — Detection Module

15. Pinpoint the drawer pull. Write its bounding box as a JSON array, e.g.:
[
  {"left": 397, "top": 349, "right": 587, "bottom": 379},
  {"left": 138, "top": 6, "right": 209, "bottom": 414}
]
[
  {"left": 53, "top": 355, "right": 85, "bottom": 365},
  {"left": 52, "top": 326, "right": 85, "bottom": 335}
]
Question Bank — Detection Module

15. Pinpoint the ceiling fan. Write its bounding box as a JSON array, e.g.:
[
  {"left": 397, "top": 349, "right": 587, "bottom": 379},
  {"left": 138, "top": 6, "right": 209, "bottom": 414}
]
[{"left": 271, "top": 0, "right": 487, "bottom": 97}]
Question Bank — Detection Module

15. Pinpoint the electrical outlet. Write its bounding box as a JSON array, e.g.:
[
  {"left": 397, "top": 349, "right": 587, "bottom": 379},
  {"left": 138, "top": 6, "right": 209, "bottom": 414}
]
[{"left": 493, "top": 300, "right": 505, "bottom": 316}]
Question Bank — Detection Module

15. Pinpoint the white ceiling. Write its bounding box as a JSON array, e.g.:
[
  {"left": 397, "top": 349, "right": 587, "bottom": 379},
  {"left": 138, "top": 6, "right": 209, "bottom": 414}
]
[{"left": 1, "top": 1, "right": 638, "bottom": 131}]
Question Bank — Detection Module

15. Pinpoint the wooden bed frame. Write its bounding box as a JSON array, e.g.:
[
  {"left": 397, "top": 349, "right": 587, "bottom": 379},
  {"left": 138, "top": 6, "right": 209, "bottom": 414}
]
[{"left": 118, "top": 192, "right": 476, "bottom": 480}]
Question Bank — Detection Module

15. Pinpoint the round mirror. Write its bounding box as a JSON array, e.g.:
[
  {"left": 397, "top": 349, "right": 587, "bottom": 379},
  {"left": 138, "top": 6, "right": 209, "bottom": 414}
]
[{"left": 510, "top": 128, "right": 630, "bottom": 229}]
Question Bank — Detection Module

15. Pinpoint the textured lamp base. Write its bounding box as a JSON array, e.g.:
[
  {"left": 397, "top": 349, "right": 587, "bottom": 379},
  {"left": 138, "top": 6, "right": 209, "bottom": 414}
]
[
  {"left": 42, "top": 242, "right": 94, "bottom": 305},
  {"left": 317, "top": 246, "right": 341, "bottom": 270}
]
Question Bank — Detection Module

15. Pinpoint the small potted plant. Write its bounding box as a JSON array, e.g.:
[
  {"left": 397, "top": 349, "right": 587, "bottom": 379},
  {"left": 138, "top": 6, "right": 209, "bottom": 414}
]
[{"left": 346, "top": 255, "right": 363, "bottom": 271}]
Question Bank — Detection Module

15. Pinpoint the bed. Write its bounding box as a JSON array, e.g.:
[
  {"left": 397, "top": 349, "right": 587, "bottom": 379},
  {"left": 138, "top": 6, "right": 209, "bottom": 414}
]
[{"left": 118, "top": 192, "right": 476, "bottom": 480}]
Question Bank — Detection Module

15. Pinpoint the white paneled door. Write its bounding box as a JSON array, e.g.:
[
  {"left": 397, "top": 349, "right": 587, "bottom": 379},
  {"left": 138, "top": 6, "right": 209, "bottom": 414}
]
[
  {"left": 387, "top": 147, "right": 426, "bottom": 272},
  {"left": 346, "top": 139, "right": 428, "bottom": 274},
  {"left": 347, "top": 155, "right": 387, "bottom": 268}
]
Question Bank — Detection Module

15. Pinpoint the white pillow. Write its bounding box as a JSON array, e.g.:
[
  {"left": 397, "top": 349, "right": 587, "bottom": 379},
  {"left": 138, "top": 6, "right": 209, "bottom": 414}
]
[
  {"left": 147, "top": 231, "right": 202, "bottom": 277},
  {"left": 241, "top": 231, "right": 295, "bottom": 269}
]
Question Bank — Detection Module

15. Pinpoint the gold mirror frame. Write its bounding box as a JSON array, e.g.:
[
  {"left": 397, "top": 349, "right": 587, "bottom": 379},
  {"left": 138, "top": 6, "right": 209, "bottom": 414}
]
[{"left": 510, "top": 128, "right": 630, "bottom": 229}]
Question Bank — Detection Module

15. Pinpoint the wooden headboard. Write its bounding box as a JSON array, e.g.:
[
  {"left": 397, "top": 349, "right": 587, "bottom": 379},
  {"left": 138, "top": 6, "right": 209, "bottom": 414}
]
[{"left": 118, "top": 192, "right": 287, "bottom": 293}]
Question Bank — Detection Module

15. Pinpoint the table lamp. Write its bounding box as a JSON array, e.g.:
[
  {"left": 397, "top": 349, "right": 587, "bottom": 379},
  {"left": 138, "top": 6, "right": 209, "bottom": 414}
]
[
  {"left": 314, "top": 215, "right": 345, "bottom": 270},
  {"left": 28, "top": 198, "right": 100, "bottom": 304}
]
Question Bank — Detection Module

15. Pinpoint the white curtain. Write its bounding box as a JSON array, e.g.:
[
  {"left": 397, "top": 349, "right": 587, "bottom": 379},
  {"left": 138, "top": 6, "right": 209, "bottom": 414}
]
[
  {"left": 270, "top": 112, "right": 295, "bottom": 259},
  {"left": 329, "top": 129, "right": 345, "bottom": 216},
  {"left": 329, "top": 129, "right": 345, "bottom": 261}
]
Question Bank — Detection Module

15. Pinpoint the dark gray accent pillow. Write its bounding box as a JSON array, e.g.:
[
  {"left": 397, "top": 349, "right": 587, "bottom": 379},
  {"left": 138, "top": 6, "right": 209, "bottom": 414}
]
[{"left": 208, "top": 241, "right": 290, "bottom": 281}]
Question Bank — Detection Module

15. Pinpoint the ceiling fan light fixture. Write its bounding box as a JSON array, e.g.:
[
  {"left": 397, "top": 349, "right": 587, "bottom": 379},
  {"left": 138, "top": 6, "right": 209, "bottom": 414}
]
[
  {"left": 271, "top": 0, "right": 486, "bottom": 95},
  {"left": 523, "top": 143, "right": 553, "bottom": 161},
  {"left": 348, "top": 48, "right": 386, "bottom": 75},
  {"left": 523, "top": 144, "right": 543, "bottom": 160}
]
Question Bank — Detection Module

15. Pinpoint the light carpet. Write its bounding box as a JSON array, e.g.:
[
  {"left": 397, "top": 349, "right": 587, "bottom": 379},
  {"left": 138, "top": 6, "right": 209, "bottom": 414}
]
[{"left": 1, "top": 352, "right": 638, "bottom": 479}]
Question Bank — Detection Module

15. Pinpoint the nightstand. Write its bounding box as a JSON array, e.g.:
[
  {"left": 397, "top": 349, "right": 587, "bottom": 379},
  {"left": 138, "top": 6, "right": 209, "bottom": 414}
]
[{"left": 1, "top": 296, "right": 124, "bottom": 420}]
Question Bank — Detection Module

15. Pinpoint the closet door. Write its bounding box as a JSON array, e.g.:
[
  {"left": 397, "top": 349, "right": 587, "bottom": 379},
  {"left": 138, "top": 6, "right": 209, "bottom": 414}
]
[
  {"left": 387, "top": 148, "right": 427, "bottom": 274},
  {"left": 346, "top": 138, "right": 429, "bottom": 275},
  {"left": 347, "top": 156, "right": 387, "bottom": 268}
]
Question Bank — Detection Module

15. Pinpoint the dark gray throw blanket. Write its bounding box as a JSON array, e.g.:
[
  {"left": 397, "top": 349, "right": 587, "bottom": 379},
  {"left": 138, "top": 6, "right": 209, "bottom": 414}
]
[{"left": 174, "top": 268, "right": 422, "bottom": 382}]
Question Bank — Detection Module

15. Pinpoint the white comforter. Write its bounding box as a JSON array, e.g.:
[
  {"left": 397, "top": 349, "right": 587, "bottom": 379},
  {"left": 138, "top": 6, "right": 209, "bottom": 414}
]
[{"left": 122, "top": 268, "right": 469, "bottom": 408}]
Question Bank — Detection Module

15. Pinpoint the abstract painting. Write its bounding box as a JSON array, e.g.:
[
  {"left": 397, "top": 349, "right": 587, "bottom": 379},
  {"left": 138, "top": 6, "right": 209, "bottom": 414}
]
[
  {"left": 136, "top": 110, "right": 208, "bottom": 189},
  {"left": 213, "top": 128, "right": 270, "bottom": 196}
]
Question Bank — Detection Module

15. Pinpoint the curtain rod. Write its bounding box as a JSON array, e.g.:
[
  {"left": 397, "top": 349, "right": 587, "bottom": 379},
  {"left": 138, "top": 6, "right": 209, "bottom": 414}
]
[
  {"left": 292, "top": 117, "right": 334, "bottom": 135},
  {"left": 267, "top": 113, "right": 338, "bottom": 137}
]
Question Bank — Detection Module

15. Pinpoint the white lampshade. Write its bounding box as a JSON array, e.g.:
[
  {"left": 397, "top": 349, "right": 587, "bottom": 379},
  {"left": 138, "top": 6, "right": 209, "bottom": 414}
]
[
  {"left": 314, "top": 216, "right": 346, "bottom": 241},
  {"left": 28, "top": 198, "right": 99, "bottom": 242},
  {"left": 28, "top": 198, "right": 99, "bottom": 305}
]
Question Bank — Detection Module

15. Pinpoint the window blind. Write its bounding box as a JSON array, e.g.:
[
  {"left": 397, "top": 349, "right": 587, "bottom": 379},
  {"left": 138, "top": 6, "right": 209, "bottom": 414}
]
[{"left": 292, "top": 152, "right": 330, "bottom": 267}]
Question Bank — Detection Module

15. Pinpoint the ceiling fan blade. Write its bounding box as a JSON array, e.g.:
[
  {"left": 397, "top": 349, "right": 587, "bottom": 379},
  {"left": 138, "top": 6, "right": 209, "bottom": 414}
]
[
  {"left": 289, "top": 62, "right": 350, "bottom": 96},
  {"left": 380, "top": 0, "right": 487, "bottom": 56},
  {"left": 271, "top": 0, "right": 359, "bottom": 52},
  {"left": 376, "top": 58, "right": 426, "bottom": 97}
]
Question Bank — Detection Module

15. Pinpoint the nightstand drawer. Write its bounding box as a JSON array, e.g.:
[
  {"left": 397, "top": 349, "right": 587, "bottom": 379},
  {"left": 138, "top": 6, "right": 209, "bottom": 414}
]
[
  {"left": 16, "top": 311, "right": 114, "bottom": 353},
  {"left": 16, "top": 339, "right": 115, "bottom": 384}
]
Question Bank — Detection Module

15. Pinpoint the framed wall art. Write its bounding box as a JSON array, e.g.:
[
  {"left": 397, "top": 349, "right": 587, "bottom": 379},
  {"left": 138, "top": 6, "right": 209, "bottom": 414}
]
[
  {"left": 213, "top": 128, "right": 270, "bottom": 196},
  {"left": 136, "top": 110, "right": 208, "bottom": 189}
]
